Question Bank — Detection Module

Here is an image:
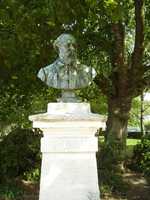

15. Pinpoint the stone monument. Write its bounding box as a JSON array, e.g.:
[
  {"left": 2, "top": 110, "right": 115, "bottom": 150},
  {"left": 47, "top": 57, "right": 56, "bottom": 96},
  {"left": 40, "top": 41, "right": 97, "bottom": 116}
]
[
  {"left": 29, "top": 34, "right": 105, "bottom": 200},
  {"left": 37, "top": 33, "right": 96, "bottom": 102}
]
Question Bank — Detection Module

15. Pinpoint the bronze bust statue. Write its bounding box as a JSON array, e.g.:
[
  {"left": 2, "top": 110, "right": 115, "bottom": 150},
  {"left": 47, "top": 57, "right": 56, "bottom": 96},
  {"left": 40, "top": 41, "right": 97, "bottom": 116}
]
[{"left": 37, "top": 33, "right": 96, "bottom": 102}]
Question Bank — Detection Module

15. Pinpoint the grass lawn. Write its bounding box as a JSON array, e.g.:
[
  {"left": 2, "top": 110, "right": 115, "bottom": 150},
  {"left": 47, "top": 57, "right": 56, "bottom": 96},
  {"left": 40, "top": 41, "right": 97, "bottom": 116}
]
[
  {"left": 99, "top": 136, "right": 141, "bottom": 157},
  {"left": 126, "top": 138, "right": 141, "bottom": 157},
  {"left": 99, "top": 136, "right": 140, "bottom": 146},
  {"left": 127, "top": 138, "right": 141, "bottom": 146}
]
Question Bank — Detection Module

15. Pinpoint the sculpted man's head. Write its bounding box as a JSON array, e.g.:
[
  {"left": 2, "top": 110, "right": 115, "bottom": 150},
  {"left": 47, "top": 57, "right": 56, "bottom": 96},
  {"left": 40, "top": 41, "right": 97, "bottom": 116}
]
[
  {"left": 37, "top": 33, "right": 96, "bottom": 102},
  {"left": 53, "top": 33, "right": 77, "bottom": 65}
]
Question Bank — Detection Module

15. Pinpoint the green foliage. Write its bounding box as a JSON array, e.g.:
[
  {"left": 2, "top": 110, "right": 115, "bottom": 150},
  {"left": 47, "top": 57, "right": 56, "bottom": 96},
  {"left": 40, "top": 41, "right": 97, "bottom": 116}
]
[
  {"left": 78, "top": 83, "right": 108, "bottom": 114},
  {"left": 0, "top": 128, "right": 41, "bottom": 181},
  {"left": 97, "top": 141, "right": 125, "bottom": 172},
  {"left": 128, "top": 97, "right": 141, "bottom": 127},
  {"left": 0, "top": 182, "right": 23, "bottom": 200},
  {"left": 130, "top": 135, "right": 150, "bottom": 178},
  {"left": 99, "top": 169, "right": 128, "bottom": 196},
  {"left": 0, "top": 0, "right": 60, "bottom": 131},
  {"left": 23, "top": 168, "right": 40, "bottom": 182},
  {"left": 129, "top": 95, "right": 150, "bottom": 128}
]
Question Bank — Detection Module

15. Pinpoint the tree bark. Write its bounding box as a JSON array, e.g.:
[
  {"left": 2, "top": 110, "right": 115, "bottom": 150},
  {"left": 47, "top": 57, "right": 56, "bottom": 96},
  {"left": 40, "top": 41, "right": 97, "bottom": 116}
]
[
  {"left": 105, "top": 96, "right": 132, "bottom": 165},
  {"left": 104, "top": 21, "right": 130, "bottom": 158},
  {"left": 106, "top": 99, "right": 131, "bottom": 142},
  {"left": 130, "top": 0, "right": 144, "bottom": 96}
]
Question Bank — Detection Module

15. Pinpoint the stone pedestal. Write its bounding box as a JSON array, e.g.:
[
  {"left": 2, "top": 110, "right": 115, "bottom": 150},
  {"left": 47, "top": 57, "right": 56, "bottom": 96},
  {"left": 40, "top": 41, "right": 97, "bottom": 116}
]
[{"left": 29, "top": 103, "right": 105, "bottom": 200}]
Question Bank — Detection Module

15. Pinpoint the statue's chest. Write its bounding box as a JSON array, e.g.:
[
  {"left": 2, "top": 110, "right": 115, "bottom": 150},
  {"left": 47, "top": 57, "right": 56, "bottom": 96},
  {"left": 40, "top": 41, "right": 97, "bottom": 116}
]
[{"left": 57, "top": 68, "right": 78, "bottom": 89}]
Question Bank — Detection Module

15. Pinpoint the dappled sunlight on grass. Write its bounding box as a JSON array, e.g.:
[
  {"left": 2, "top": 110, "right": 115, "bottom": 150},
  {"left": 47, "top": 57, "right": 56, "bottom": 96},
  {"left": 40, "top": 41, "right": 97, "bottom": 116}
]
[
  {"left": 99, "top": 136, "right": 140, "bottom": 146},
  {"left": 98, "top": 136, "right": 141, "bottom": 157},
  {"left": 126, "top": 138, "right": 141, "bottom": 146},
  {"left": 126, "top": 139, "right": 141, "bottom": 157}
]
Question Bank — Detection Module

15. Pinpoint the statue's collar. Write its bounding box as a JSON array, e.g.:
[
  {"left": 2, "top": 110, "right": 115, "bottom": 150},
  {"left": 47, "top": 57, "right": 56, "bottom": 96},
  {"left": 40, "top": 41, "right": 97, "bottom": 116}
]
[
  {"left": 56, "top": 58, "right": 65, "bottom": 66},
  {"left": 56, "top": 58, "right": 78, "bottom": 70}
]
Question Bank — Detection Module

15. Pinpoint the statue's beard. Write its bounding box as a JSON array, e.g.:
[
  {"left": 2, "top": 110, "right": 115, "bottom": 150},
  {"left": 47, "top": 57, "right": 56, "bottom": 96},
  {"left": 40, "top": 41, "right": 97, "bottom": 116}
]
[{"left": 59, "top": 51, "right": 77, "bottom": 66}]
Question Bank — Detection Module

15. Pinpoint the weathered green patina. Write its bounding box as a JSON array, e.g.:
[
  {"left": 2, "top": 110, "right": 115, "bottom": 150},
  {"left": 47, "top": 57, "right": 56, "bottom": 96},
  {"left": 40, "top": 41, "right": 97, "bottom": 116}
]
[{"left": 37, "top": 33, "right": 96, "bottom": 102}]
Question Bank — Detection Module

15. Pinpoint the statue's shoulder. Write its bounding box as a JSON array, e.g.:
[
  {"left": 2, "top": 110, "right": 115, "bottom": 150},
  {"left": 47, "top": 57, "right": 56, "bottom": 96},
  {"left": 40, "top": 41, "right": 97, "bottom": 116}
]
[
  {"left": 37, "top": 63, "right": 54, "bottom": 82},
  {"left": 42, "top": 63, "right": 54, "bottom": 73},
  {"left": 44, "top": 59, "right": 64, "bottom": 72},
  {"left": 79, "top": 64, "right": 96, "bottom": 78}
]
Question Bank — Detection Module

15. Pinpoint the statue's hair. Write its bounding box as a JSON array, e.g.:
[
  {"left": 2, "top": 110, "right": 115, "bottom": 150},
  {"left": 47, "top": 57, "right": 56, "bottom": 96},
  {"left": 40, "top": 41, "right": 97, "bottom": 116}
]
[{"left": 53, "top": 33, "right": 76, "bottom": 49}]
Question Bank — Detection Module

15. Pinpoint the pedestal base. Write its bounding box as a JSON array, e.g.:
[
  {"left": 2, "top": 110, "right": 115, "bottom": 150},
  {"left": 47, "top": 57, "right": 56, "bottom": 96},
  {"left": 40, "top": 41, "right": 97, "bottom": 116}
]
[
  {"left": 40, "top": 153, "right": 99, "bottom": 200},
  {"left": 29, "top": 103, "right": 105, "bottom": 200}
]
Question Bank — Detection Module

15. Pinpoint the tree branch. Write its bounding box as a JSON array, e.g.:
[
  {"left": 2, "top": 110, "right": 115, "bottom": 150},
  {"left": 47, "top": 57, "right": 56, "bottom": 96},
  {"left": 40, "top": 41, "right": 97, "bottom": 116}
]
[
  {"left": 111, "top": 22, "right": 129, "bottom": 100},
  {"left": 131, "top": 0, "right": 144, "bottom": 71},
  {"left": 128, "top": 0, "right": 145, "bottom": 97},
  {"left": 112, "top": 22, "right": 125, "bottom": 69}
]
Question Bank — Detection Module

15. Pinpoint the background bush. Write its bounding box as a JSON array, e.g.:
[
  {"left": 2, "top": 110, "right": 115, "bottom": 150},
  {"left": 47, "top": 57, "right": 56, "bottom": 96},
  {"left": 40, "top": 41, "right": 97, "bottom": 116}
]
[
  {"left": 97, "top": 142, "right": 129, "bottom": 196},
  {"left": 0, "top": 128, "right": 41, "bottom": 182},
  {"left": 130, "top": 135, "right": 150, "bottom": 179}
]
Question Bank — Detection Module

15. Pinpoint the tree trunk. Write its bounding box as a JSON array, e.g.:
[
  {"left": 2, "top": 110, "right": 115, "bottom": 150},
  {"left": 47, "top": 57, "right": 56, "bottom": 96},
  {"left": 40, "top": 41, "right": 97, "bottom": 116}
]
[
  {"left": 96, "top": 0, "right": 144, "bottom": 171},
  {"left": 140, "top": 93, "right": 145, "bottom": 136},
  {"left": 105, "top": 97, "right": 132, "bottom": 170}
]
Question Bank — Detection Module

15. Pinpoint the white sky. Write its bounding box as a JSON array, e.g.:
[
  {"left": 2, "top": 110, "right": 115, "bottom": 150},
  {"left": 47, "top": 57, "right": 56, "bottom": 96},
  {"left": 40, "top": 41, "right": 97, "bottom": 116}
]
[{"left": 144, "top": 93, "right": 150, "bottom": 101}]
